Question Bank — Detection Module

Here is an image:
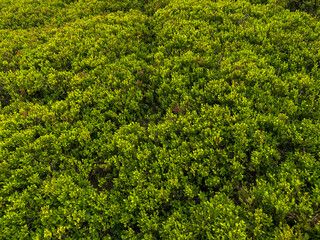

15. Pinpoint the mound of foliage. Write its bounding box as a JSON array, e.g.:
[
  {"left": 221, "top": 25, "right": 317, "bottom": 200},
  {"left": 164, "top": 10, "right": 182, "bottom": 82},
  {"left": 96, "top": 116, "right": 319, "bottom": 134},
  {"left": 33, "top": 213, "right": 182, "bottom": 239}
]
[{"left": 0, "top": 0, "right": 319, "bottom": 239}]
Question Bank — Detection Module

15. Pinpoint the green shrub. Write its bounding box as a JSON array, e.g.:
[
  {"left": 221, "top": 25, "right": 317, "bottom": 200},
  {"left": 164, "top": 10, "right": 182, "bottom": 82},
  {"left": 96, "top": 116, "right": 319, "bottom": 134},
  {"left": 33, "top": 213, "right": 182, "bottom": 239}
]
[
  {"left": 250, "top": 0, "right": 320, "bottom": 18},
  {"left": 0, "top": 0, "right": 319, "bottom": 239}
]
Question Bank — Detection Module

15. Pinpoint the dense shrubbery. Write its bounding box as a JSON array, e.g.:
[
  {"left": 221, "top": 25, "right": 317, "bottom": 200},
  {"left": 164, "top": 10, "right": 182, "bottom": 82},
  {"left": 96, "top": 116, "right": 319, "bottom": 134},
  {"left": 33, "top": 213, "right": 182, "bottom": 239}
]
[
  {"left": 0, "top": 0, "right": 319, "bottom": 239},
  {"left": 250, "top": 0, "right": 319, "bottom": 18}
]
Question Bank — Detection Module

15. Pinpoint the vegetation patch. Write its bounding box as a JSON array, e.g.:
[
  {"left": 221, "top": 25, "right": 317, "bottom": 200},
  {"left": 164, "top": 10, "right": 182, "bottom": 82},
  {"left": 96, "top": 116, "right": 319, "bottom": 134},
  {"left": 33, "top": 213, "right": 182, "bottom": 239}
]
[{"left": 0, "top": 0, "right": 319, "bottom": 239}]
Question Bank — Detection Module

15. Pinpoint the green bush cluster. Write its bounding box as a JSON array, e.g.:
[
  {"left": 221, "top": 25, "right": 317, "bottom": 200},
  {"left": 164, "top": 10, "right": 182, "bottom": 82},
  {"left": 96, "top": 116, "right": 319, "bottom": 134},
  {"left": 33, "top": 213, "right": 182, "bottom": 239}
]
[
  {"left": 250, "top": 0, "right": 319, "bottom": 18},
  {"left": 0, "top": 0, "right": 319, "bottom": 239}
]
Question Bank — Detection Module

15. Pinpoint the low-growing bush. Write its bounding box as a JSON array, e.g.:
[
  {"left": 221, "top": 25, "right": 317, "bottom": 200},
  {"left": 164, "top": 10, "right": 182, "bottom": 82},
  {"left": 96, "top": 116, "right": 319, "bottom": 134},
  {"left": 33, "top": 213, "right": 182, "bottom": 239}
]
[{"left": 0, "top": 0, "right": 319, "bottom": 239}]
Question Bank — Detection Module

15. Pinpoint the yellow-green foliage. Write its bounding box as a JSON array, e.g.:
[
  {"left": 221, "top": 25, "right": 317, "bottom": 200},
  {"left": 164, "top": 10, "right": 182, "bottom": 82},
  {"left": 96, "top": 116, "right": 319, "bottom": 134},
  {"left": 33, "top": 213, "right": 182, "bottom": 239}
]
[{"left": 0, "top": 0, "right": 319, "bottom": 239}]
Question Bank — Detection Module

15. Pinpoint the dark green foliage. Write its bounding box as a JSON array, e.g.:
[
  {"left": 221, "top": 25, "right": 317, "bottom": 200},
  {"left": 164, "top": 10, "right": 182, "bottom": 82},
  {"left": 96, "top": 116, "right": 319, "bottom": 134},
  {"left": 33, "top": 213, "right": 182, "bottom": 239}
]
[
  {"left": 250, "top": 0, "right": 320, "bottom": 18},
  {"left": 0, "top": 0, "right": 319, "bottom": 239},
  {"left": 282, "top": 0, "right": 319, "bottom": 16}
]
